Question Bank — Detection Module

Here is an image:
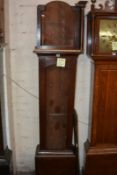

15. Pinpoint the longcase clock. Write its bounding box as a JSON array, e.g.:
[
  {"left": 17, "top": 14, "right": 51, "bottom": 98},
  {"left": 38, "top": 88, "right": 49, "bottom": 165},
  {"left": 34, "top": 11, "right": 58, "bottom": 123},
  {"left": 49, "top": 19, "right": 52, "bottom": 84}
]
[
  {"left": 34, "top": 1, "right": 87, "bottom": 175},
  {"left": 84, "top": 1, "right": 117, "bottom": 175}
]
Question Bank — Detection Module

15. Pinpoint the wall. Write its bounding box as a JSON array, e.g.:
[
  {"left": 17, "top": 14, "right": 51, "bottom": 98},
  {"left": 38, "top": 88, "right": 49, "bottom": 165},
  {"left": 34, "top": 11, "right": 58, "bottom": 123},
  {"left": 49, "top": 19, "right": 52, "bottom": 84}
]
[{"left": 4, "top": 0, "right": 107, "bottom": 174}]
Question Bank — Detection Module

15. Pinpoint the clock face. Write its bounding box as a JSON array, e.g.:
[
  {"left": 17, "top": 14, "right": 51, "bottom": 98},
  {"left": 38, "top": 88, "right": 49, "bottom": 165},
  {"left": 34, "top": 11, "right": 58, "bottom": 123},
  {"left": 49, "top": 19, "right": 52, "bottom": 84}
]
[{"left": 99, "top": 19, "right": 117, "bottom": 53}]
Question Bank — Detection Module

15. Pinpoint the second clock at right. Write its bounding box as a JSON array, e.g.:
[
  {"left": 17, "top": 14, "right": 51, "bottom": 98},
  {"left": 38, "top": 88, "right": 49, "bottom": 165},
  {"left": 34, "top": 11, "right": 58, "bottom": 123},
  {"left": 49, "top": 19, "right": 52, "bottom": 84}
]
[{"left": 84, "top": 1, "right": 117, "bottom": 175}]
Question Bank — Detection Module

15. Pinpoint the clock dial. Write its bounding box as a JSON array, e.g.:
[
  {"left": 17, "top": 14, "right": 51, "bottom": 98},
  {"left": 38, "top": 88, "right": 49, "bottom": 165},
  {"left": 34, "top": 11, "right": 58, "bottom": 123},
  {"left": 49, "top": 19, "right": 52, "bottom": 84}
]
[{"left": 99, "top": 19, "right": 117, "bottom": 53}]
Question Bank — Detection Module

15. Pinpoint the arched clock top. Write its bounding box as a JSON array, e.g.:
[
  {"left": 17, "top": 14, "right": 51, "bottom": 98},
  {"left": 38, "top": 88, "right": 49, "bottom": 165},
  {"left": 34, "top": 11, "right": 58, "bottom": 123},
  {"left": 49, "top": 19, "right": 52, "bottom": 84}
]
[{"left": 34, "top": 1, "right": 87, "bottom": 55}]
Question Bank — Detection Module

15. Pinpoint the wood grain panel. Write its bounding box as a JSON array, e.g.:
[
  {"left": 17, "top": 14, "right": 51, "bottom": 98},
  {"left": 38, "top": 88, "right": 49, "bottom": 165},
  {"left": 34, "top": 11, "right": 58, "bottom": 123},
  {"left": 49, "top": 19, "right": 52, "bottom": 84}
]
[
  {"left": 36, "top": 1, "right": 85, "bottom": 51},
  {"left": 91, "top": 62, "right": 117, "bottom": 146},
  {"left": 41, "top": 2, "right": 76, "bottom": 47},
  {"left": 39, "top": 56, "right": 77, "bottom": 150}
]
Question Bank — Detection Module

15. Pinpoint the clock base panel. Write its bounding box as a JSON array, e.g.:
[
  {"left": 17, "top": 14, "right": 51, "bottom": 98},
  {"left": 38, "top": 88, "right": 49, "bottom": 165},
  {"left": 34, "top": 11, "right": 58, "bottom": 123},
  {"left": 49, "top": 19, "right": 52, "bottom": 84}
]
[
  {"left": 35, "top": 145, "right": 79, "bottom": 175},
  {"left": 84, "top": 146, "right": 117, "bottom": 175}
]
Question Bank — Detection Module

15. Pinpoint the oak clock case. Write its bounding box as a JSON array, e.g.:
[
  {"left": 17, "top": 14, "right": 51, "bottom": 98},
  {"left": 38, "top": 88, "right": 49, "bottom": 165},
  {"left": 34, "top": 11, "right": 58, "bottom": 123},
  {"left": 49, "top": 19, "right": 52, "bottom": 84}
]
[
  {"left": 84, "top": 1, "right": 117, "bottom": 175},
  {"left": 34, "top": 1, "right": 87, "bottom": 175}
]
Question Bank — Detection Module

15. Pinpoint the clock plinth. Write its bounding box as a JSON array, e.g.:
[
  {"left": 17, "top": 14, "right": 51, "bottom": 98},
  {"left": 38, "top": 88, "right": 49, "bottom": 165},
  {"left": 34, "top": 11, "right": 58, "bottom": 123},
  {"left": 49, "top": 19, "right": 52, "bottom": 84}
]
[
  {"left": 34, "top": 1, "right": 87, "bottom": 175},
  {"left": 84, "top": 140, "right": 117, "bottom": 175},
  {"left": 35, "top": 145, "right": 79, "bottom": 175},
  {"left": 84, "top": 1, "right": 117, "bottom": 175}
]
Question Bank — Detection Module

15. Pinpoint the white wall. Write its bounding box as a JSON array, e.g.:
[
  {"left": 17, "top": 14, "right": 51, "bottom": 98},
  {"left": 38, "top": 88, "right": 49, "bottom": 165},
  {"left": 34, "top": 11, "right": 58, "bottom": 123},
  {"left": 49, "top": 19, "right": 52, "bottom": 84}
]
[{"left": 4, "top": 0, "right": 107, "bottom": 174}]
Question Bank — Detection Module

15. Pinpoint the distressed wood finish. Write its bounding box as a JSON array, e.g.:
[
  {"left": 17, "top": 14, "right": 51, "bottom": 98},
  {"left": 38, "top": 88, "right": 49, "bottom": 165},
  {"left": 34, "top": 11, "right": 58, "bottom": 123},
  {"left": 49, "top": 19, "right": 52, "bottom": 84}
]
[
  {"left": 39, "top": 56, "right": 77, "bottom": 150},
  {"left": 40, "top": 2, "right": 78, "bottom": 48},
  {"left": 35, "top": 1, "right": 87, "bottom": 150},
  {"left": 34, "top": 1, "right": 87, "bottom": 175},
  {"left": 35, "top": 145, "right": 78, "bottom": 175},
  {"left": 84, "top": 1, "right": 117, "bottom": 175},
  {"left": 39, "top": 56, "right": 77, "bottom": 149},
  {"left": 35, "top": 1, "right": 87, "bottom": 54}
]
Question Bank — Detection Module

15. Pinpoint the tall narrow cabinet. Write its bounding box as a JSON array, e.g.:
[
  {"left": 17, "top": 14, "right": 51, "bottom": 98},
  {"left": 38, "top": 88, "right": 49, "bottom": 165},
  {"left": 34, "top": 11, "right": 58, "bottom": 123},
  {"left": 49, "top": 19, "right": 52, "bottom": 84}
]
[
  {"left": 84, "top": 0, "right": 117, "bottom": 175},
  {"left": 34, "top": 1, "right": 87, "bottom": 175}
]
